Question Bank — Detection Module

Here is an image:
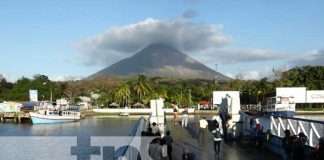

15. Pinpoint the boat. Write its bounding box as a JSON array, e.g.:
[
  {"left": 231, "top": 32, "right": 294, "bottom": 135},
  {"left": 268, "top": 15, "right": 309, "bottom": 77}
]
[
  {"left": 29, "top": 110, "right": 81, "bottom": 124},
  {"left": 119, "top": 106, "right": 130, "bottom": 116},
  {"left": 262, "top": 96, "right": 296, "bottom": 117},
  {"left": 119, "top": 112, "right": 130, "bottom": 116}
]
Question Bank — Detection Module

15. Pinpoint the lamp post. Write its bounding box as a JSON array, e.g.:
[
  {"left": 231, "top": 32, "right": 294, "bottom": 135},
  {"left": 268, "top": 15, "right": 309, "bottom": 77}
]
[{"left": 43, "top": 82, "right": 53, "bottom": 102}]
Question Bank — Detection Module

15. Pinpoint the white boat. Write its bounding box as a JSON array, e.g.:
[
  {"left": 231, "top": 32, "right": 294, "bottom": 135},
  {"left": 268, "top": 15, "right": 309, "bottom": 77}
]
[
  {"left": 262, "top": 96, "right": 296, "bottom": 117},
  {"left": 119, "top": 106, "right": 130, "bottom": 116},
  {"left": 119, "top": 112, "right": 130, "bottom": 116},
  {"left": 30, "top": 110, "right": 80, "bottom": 124}
]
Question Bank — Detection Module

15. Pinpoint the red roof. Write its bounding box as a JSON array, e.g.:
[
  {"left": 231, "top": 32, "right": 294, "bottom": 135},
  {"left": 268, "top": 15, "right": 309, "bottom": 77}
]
[{"left": 198, "top": 101, "right": 209, "bottom": 105}]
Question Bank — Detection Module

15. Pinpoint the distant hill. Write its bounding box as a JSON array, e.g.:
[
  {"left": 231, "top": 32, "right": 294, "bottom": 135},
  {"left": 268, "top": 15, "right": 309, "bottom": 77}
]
[{"left": 90, "top": 44, "right": 231, "bottom": 80}]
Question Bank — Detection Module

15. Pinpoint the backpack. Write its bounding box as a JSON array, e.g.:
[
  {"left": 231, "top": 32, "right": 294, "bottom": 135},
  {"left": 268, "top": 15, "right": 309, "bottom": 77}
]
[{"left": 214, "top": 129, "right": 222, "bottom": 139}]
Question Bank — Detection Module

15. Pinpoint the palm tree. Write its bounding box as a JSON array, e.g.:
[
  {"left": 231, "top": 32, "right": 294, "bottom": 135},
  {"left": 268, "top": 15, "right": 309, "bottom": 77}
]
[
  {"left": 134, "top": 75, "right": 151, "bottom": 102},
  {"left": 114, "top": 82, "right": 131, "bottom": 107}
]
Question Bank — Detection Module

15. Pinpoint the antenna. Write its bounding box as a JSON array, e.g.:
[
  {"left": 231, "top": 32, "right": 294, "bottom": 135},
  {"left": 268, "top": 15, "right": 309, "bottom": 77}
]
[{"left": 215, "top": 64, "right": 218, "bottom": 84}]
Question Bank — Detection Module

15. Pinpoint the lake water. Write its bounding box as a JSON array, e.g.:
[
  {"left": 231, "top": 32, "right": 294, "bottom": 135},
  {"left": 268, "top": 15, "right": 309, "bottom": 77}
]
[
  {"left": 0, "top": 116, "right": 143, "bottom": 136},
  {"left": 0, "top": 116, "right": 146, "bottom": 160}
]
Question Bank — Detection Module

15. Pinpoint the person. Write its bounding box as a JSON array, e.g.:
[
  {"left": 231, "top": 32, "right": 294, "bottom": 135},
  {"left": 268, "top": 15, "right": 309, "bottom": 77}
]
[
  {"left": 282, "top": 129, "right": 293, "bottom": 160},
  {"left": 149, "top": 138, "right": 163, "bottom": 160},
  {"left": 182, "top": 106, "right": 189, "bottom": 127},
  {"left": 146, "top": 128, "right": 154, "bottom": 136},
  {"left": 316, "top": 137, "right": 324, "bottom": 160},
  {"left": 197, "top": 117, "right": 208, "bottom": 144},
  {"left": 254, "top": 119, "right": 263, "bottom": 147},
  {"left": 160, "top": 139, "right": 168, "bottom": 160},
  {"left": 211, "top": 123, "right": 223, "bottom": 157},
  {"left": 293, "top": 132, "right": 308, "bottom": 160},
  {"left": 226, "top": 115, "right": 234, "bottom": 140},
  {"left": 172, "top": 103, "right": 179, "bottom": 124},
  {"left": 162, "top": 131, "right": 173, "bottom": 160},
  {"left": 211, "top": 115, "right": 222, "bottom": 130},
  {"left": 182, "top": 147, "right": 195, "bottom": 160},
  {"left": 151, "top": 122, "right": 159, "bottom": 135}
]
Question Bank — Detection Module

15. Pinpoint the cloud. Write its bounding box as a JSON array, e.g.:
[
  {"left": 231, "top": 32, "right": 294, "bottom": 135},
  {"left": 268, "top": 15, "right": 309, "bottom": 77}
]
[
  {"left": 182, "top": 9, "right": 199, "bottom": 19},
  {"left": 76, "top": 18, "right": 231, "bottom": 66},
  {"left": 196, "top": 48, "right": 286, "bottom": 64},
  {"left": 289, "top": 50, "right": 324, "bottom": 66},
  {"left": 235, "top": 70, "right": 262, "bottom": 80},
  {"left": 51, "top": 75, "right": 84, "bottom": 82}
]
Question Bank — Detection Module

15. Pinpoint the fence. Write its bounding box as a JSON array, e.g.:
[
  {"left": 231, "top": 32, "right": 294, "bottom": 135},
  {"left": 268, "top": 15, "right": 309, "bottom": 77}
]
[
  {"left": 114, "top": 117, "right": 148, "bottom": 160},
  {"left": 239, "top": 110, "right": 324, "bottom": 147}
]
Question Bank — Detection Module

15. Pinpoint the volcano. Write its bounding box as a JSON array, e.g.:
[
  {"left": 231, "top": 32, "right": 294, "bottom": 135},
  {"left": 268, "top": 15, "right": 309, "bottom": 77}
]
[{"left": 90, "top": 44, "right": 231, "bottom": 80}]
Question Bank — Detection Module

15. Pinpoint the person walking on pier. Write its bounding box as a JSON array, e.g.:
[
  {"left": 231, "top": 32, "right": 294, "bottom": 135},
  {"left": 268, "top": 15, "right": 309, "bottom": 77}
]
[
  {"left": 172, "top": 103, "right": 179, "bottom": 124},
  {"left": 182, "top": 106, "right": 189, "bottom": 127},
  {"left": 282, "top": 129, "right": 294, "bottom": 160},
  {"left": 212, "top": 123, "right": 223, "bottom": 157},
  {"left": 182, "top": 147, "right": 195, "bottom": 160},
  {"left": 197, "top": 117, "right": 208, "bottom": 144},
  {"left": 149, "top": 138, "right": 163, "bottom": 160},
  {"left": 162, "top": 131, "right": 174, "bottom": 160},
  {"left": 293, "top": 132, "right": 307, "bottom": 160}
]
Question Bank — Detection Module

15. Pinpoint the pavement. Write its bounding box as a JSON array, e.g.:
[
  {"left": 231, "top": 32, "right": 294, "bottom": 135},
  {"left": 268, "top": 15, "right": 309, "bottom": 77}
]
[{"left": 166, "top": 117, "right": 282, "bottom": 160}]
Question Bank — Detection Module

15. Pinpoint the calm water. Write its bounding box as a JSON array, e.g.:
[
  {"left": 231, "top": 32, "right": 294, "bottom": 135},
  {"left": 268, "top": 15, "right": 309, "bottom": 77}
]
[{"left": 0, "top": 116, "right": 140, "bottom": 136}]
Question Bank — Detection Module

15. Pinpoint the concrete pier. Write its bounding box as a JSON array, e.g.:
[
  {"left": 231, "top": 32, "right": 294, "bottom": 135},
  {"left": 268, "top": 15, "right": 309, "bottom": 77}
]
[
  {"left": 167, "top": 118, "right": 281, "bottom": 160},
  {"left": 0, "top": 112, "right": 30, "bottom": 123}
]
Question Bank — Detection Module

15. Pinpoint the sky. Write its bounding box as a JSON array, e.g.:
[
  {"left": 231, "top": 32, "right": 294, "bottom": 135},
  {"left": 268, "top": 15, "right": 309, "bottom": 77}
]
[{"left": 0, "top": 0, "right": 323, "bottom": 82}]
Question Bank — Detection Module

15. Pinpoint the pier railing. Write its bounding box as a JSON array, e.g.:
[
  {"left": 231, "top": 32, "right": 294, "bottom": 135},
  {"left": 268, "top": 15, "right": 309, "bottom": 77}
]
[
  {"left": 270, "top": 116, "right": 324, "bottom": 147},
  {"left": 114, "top": 116, "right": 148, "bottom": 160},
  {"left": 238, "top": 110, "right": 324, "bottom": 147}
]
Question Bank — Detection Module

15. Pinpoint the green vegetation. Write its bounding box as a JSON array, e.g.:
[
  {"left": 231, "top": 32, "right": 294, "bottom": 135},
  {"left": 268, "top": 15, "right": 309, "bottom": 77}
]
[{"left": 0, "top": 66, "right": 323, "bottom": 109}]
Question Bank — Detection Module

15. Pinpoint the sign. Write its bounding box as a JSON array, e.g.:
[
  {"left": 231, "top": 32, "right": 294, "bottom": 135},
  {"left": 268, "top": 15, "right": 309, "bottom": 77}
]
[
  {"left": 276, "top": 87, "right": 306, "bottom": 103},
  {"left": 306, "top": 90, "right": 324, "bottom": 103},
  {"left": 29, "top": 90, "right": 38, "bottom": 102}
]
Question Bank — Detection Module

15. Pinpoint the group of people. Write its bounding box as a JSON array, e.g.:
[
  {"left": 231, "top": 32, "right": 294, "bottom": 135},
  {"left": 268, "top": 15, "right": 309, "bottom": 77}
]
[
  {"left": 148, "top": 131, "right": 174, "bottom": 160},
  {"left": 172, "top": 103, "right": 189, "bottom": 128},
  {"left": 283, "top": 129, "right": 324, "bottom": 160},
  {"left": 197, "top": 115, "right": 226, "bottom": 157}
]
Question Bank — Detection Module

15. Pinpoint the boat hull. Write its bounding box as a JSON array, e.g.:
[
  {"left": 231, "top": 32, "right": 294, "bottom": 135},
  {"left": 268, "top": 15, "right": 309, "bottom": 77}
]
[
  {"left": 30, "top": 112, "right": 80, "bottom": 124},
  {"left": 263, "top": 111, "right": 296, "bottom": 117}
]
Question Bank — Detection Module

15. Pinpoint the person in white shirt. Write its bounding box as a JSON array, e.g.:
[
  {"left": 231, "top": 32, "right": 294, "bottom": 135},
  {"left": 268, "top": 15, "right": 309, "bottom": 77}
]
[
  {"left": 182, "top": 106, "right": 189, "bottom": 127},
  {"left": 197, "top": 117, "right": 208, "bottom": 144}
]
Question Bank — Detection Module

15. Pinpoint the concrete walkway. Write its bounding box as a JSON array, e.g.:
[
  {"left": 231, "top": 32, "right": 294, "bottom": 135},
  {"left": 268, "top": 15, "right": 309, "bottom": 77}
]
[{"left": 166, "top": 117, "right": 281, "bottom": 160}]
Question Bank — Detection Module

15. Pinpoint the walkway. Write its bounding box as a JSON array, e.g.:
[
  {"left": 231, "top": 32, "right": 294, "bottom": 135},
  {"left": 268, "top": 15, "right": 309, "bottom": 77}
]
[{"left": 166, "top": 116, "right": 281, "bottom": 160}]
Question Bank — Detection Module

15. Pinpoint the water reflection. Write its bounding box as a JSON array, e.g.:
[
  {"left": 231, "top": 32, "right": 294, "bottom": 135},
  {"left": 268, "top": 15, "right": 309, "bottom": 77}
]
[{"left": 0, "top": 116, "right": 138, "bottom": 136}]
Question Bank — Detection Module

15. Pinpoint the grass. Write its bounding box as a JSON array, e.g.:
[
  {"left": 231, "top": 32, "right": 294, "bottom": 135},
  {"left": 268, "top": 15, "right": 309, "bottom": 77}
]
[{"left": 296, "top": 108, "right": 324, "bottom": 111}]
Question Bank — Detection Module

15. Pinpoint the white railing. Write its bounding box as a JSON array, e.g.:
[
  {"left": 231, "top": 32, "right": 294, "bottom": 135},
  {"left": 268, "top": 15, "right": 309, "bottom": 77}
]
[
  {"left": 270, "top": 116, "right": 324, "bottom": 147},
  {"left": 114, "top": 117, "right": 148, "bottom": 159},
  {"left": 239, "top": 110, "right": 254, "bottom": 135},
  {"left": 239, "top": 110, "right": 324, "bottom": 148}
]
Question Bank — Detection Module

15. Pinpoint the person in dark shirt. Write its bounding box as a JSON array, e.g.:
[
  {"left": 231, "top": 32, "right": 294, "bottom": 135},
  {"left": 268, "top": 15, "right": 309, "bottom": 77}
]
[
  {"left": 293, "top": 132, "right": 307, "bottom": 160},
  {"left": 316, "top": 137, "right": 324, "bottom": 160},
  {"left": 182, "top": 148, "right": 195, "bottom": 160}
]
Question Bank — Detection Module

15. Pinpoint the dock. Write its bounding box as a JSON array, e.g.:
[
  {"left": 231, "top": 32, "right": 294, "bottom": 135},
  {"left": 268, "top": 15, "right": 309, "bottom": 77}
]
[
  {"left": 0, "top": 112, "right": 31, "bottom": 123},
  {"left": 167, "top": 118, "right": 281, "bottom": 160}
]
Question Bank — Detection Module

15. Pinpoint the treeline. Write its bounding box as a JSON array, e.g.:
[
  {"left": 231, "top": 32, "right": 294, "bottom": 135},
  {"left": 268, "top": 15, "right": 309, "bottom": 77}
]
[{"left": 0, "top": 66, "right": 323, "bottom": 108}]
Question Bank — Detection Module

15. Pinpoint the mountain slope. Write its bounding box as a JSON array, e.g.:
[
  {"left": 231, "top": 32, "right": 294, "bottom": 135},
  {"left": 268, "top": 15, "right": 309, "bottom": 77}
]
[{"left": 90, "top": 44, "right": 231, "bottom": 80}]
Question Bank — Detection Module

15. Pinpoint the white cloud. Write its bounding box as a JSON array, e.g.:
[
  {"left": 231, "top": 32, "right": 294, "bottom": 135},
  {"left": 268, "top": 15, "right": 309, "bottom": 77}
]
[
  {"left": 51, "top": 75, "right": 84, "bottom": 82},
  {"left": 76, "top": 18, "right": 231, "bottom": 66},
  {"left": 289, "top": 50, "right": 324, "bottom": 66},
  {"left": 196, "top": 48, "right": 286, "bottom": 64}
]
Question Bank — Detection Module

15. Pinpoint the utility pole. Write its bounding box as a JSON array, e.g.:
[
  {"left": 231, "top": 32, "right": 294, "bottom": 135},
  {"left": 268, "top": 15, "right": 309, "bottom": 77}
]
[{"left": 215, "top": 64, "right": 218, "bottom": 84}]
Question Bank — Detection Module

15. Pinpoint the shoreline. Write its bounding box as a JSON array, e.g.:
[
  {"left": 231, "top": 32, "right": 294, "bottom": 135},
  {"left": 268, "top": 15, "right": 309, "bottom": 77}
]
[{"left": 82, "top": 109, "right": 324, "bottom": 116}]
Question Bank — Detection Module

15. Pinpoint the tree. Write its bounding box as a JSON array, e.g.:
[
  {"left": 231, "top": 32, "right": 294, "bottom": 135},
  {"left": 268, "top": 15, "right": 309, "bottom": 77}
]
[
  {"left": 114, "top": 82, "right": 131, "bottom": 107},
  {"left": 133, "top": 75, "right": 151, "bottom": 102}
]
